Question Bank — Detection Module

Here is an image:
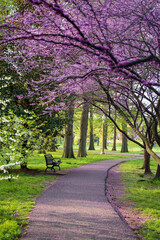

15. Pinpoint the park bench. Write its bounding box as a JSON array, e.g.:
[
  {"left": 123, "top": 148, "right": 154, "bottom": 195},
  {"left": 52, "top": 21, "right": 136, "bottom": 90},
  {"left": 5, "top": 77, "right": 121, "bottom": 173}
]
[{"left": 44, "top": 154, "right": 62, "bottom": 172}]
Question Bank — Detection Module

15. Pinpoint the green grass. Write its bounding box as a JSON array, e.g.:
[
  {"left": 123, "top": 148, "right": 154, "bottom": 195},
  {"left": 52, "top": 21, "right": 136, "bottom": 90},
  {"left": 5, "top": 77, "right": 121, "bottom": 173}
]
[
  {"left": 119, "top": 158, "right": 160, "bottom": 240},
  {"left": 58, "top": 140, "right": 160, "bottom": 154},
  {"left": 58, "top": 140, "right": 145, "bottom": 153},
  {"left": 59, "top": 142, "right": 144, "bottom": 153},
  {"left": 26, "top": 150, "right": 133, "bottom": 170},
  {"left": 0, "top": 172, "right": 56, "bottom": 240},
  {"left": 1, "top": 147, "right": 160, "bottom": 240},
  {"left": 0, "top": 150, "right": 132, "bottom": 240}
]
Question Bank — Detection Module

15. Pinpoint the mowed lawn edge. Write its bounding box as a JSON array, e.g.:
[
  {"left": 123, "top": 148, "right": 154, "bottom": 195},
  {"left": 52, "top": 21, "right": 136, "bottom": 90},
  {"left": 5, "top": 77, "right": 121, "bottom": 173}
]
[{"left": 119, "top": 158, "right": 160, "bottom": 240}]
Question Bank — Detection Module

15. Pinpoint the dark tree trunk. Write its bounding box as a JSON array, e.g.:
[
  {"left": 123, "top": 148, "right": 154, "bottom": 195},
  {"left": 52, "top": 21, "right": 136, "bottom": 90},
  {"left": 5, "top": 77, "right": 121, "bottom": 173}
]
[
  {"left": 88, "top": 106, "right": 95, "bottom": 150},
  {"left": 20, "top": 140, "right": 28, "bottom": 169},
  {"left": 62, "top": 103, "right": 75, "bottom": 158},
  {"left": 112, "top": 125, "right": 117, "bottom": 151},
  {"left": 20, "top": 162, "right": 27, "bottom": 169},
  {"left": 77, "top": 103, "right": 89, "bottom": 157},
  {"left": 121, "top": 133, "right": 128, "bottom": 152},
  {"left": 142, "top": 149, "right": 152, "bottom": 174},
  {"left": 156, "top": 164, "right": 160, "bottom": 178},
  {"left": 112, "top": 110, "right": 117, "bottom": 151},
  {"left": 121, "top": 122, "right": 128, "bottom": 152}
]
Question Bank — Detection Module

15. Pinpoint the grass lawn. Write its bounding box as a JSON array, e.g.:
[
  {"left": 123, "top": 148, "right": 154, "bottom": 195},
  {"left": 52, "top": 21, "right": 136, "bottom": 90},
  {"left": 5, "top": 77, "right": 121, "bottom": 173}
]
[
  {"left": 58, "top": 140, "right": 160, "bottom": 155},
  {"left": 119, "top": 158, "right": 160, "bottom": 240},
  {"left": 0, "top": 150, "right": 131, "bottom": 240}
]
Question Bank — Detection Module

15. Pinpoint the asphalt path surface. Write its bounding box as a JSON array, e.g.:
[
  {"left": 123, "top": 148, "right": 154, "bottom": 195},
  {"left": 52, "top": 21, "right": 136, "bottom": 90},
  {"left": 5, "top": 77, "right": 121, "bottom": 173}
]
[{"left": 21, "top": 158, "right": 140, "bottom": 240}]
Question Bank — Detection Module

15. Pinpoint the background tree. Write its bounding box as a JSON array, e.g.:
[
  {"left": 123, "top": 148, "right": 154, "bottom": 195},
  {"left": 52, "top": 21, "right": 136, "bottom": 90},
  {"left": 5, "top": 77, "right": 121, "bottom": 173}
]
[
  {"left": 62, "top": 101, "right": 75, "bottom": 158},
  {"left": 121, "top": 121, "right": 128, "bottom": 153},
  {"left": 112, "top": 110, "right": 117, "bottom": 151},
  {"left": 104, "top": 120, "right": 108, "bottom": 150},
  {"left": 77, "top": 103, "right": 89, "bottom": 157},
  {"left": 101, "top": 114, "right": 105, "bottom": 154},
  {"left": 91, "top": 76, "right": 159, "bottom": 175},
  {"left": 88, "top": 105, "right": 95, "bottom": 150}
]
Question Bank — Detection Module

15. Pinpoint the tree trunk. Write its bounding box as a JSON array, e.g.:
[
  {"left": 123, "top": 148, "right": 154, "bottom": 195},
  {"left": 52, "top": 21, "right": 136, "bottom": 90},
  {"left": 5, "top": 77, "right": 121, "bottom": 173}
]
[
  {"left": 155, "top": 142, "right": 160, "bottom": 178},
  {"left": 88, "top": 106, "right": 95, "bottom": 150},
  {"left": 156, "top": 164, "right": 160, "bottom": 178},
  {"left": 97, "top": 137, "right": 99, "bottom": 146},
  {"left": 121, "top": 133, "right": 128, "bottom": 152},
  {"left": 112, "top": 110, "right": 117, "bottom": 151},
  {"left": 77, "top": 103, "right": 89, "bottom": 157},
  {"left": 112, "top": 125, "right": 117, "bottom": 151},
  {"left": 142, "top": 149, "right": 152, "bottom": 174},
  {"left": 62, "top": 103, "right": 75, "bottom": 158},
  {"left": 101, "top": 115, "right": 105, "bottom": 154},
  {"left": 104, "top": 122, "right": 108, "bottom": 149},
  {"left": 121, "top": 122, "right": 128, "bottom": 152}
]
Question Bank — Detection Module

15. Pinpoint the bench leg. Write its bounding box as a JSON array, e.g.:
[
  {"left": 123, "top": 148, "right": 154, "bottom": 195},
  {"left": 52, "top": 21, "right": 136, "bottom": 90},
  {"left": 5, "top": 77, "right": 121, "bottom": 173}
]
[
  {"left": 45, "top": 167, "right": 55, "bottom": 172},
  {"left": 51, "top": 166, "right": 56, "bottom": 172}
]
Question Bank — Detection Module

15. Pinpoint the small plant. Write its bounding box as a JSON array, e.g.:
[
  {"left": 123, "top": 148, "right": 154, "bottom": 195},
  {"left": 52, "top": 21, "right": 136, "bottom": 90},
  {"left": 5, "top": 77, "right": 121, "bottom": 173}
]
[{"left": 0, "top": 220, "right": 21, "bottom": 240}]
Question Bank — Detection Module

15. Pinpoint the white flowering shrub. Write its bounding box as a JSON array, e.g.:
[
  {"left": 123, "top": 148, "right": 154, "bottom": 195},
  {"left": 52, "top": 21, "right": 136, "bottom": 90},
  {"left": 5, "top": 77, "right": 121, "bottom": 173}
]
[{"left": 0, "top": 101, "right": 41, "bottom": 167}]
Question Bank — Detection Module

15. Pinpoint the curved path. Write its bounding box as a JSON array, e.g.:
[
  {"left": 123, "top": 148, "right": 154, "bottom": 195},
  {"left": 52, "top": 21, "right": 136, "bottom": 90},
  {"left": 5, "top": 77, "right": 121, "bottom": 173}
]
[{"left": 21, "top": 159, "right": 140, "bottom": 240}]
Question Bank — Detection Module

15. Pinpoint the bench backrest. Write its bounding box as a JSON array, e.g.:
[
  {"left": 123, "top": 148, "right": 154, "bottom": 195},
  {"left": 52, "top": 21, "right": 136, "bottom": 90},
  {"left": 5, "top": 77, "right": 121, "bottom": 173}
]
[{"left": 44, "top": 154, "right": 54, "bottom": 165}]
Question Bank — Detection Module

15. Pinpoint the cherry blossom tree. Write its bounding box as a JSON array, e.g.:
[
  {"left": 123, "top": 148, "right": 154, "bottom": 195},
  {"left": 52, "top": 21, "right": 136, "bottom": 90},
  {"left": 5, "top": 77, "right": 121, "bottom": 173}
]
[
  {"left": 0, "top": 0, "right": 160, "bottom": 91},
  {"left": 0, "top": 0, "right": 160, "bottom": 164},
  {"left": 90, "top": 73, "right": 159, "bottom": 170}
]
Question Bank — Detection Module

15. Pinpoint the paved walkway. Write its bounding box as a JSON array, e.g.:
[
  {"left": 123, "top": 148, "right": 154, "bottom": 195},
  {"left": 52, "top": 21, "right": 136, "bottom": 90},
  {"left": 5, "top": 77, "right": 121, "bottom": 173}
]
[{"left": 21, "top": 159, "right": 140, "bottom": 240}]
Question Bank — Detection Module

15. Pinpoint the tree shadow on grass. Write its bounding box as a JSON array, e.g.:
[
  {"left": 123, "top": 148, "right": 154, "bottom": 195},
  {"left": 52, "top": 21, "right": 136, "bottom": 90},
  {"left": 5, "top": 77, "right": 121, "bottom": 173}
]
[{"left": 9, "top": 168, "right": 68, "bottom": 176}]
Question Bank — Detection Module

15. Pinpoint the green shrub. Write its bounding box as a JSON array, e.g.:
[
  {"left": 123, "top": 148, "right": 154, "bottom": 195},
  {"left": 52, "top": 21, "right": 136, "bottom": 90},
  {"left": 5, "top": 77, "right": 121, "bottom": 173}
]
[{"left": 0, "top": 220, "right": 21, "bottom": 240}]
